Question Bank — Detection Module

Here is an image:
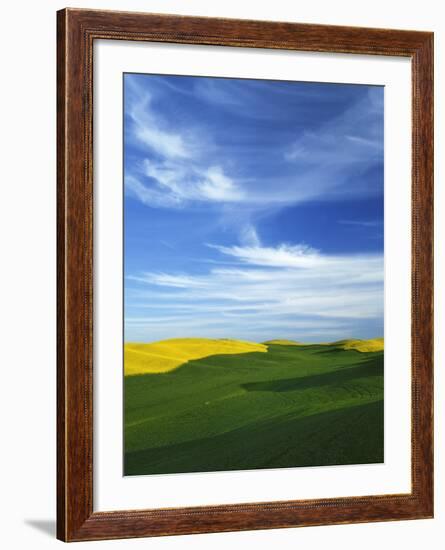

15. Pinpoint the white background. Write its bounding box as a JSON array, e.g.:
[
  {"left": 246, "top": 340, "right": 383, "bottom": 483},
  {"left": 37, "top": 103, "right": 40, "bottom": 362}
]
[
  {"left": 0, "top": 0, "right": 442, "bottom": 548},
  {"left": 95, "top": 42, "right": 411, "bottom": 510}
]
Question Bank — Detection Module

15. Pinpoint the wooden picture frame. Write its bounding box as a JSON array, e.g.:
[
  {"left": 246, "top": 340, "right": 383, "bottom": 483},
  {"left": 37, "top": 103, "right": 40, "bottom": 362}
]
[{"left": 57, "top": 8, "right": 434, "bottom": 542}]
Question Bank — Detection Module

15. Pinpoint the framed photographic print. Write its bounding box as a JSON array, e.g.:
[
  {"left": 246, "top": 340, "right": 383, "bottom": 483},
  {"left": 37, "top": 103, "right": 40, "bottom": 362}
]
[{"left": 57, "top": 8, "right": 434, "bottom": 542}]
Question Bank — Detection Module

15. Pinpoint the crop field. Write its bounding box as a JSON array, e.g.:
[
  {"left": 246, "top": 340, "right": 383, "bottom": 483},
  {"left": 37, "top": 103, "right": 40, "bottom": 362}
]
[{"left": 124, "top": 338, "right": 384, "bottom": 476}]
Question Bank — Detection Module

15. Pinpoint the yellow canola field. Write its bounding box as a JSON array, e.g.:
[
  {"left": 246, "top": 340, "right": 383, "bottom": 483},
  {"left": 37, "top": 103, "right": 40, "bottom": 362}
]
[
  {"left": 124, "top": 338, "right": 268, "bottom": 376},
  {"left": 331, "top": 338, "right": 384, "bottom": 352}
]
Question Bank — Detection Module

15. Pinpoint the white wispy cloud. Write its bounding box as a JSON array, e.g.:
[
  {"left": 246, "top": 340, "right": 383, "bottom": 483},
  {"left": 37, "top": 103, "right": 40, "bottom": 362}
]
[
  {"left": 127, "top": 89, "right": 191, "bottom": 159},
  {"left": 208, "top": 243, "right": 322, "bottom": 269},
  {"left": 285, "top": 88, "right": 383, "bottom": 184},
  {"left": 125, "top": 174, "right": 184, "bottom": 208},
  {"left": 125, "top": 76, "right": 384, "bottom": 214},
  {"left": 239, "top": 224, "right": 261, "bottom": 247},
  {"left": 141, "top": 160, "right": 243, "bottom": 203},
  {"left": 125, "top": 241, "right": 383, "bottom": 342},
  {"left": 125, "top": 77, "right": 245, "bottom": 207},
  {"left": 128, "top": 273, "right": 210, "bottom": 289}
]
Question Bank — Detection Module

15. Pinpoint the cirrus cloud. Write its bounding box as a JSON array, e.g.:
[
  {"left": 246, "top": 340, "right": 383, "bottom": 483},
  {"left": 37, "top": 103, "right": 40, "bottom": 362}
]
[{"left": 125, "top": 239, "right": 383, "bottom": 342}]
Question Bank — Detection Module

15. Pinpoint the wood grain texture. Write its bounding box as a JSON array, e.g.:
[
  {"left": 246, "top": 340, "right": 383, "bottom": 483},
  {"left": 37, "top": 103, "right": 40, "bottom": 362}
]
[{"left": 57, "top": 8, "right": 434, "bottom": 542}]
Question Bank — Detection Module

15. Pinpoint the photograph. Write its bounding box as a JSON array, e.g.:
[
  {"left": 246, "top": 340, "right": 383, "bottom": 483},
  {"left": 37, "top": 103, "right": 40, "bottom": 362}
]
[{"left": 123, "top": 73, "right": 385, "bottom": 476}]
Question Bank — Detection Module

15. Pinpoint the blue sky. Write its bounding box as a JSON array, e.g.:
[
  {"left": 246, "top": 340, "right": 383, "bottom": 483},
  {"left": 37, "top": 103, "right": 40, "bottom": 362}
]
[{"left": 124, "top": 73, "right": 384, "bottom": 343}]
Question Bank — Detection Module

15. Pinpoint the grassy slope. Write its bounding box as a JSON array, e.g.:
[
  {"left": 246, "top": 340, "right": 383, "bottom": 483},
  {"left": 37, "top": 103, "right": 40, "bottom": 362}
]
[
  {"left": 263, "top": 339, "right": 305, "bottom": 346},
  {"left": 125, "top": 338, "right": 267, "bottom": 375},
  {"left": 264, "top": 338, "right": 384, "bottom": 352},
  {"left": 125, "top": 343, "right": 383, "bottom": 475}
]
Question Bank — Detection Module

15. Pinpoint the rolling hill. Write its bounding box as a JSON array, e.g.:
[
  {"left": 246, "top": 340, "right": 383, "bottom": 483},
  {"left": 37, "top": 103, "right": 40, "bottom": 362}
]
[
  {"left": 263, "top": 339, "right": 305, "bottom": 346},
  {"left": 264, "top": 338, "right": 384, "bottom": 352},
  {"left": 125, "top": 338, "right": 267, "bottom": 375},
  {"left": 124, "top": 338, "right": 384, "bottom": 475}
]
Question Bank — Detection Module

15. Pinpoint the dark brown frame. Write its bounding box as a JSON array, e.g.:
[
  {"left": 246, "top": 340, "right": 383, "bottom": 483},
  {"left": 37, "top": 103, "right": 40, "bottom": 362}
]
[{"left": 57, "top": 8, "right": 434, "bottom": 542}]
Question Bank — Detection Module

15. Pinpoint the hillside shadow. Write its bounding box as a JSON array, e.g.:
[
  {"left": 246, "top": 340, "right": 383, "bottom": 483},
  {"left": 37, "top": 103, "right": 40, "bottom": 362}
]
[
  {"left": 125, "top": 400, "right": 384, "bottom": 476},
  {"left": 242, "top": 355, "right": 383, "bottom": 393},
  {"left": 180, "top": 351, "right": 278, "bottom": 371}
]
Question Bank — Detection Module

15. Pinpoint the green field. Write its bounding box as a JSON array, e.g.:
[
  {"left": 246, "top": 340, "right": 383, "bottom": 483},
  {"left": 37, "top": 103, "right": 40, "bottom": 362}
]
[{"left": 124, "top": 340, "right": 383, "bottom": 476}]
